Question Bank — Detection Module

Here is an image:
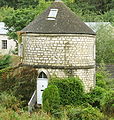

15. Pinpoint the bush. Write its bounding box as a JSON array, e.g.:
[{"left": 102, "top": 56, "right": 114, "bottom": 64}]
[
  {"left": 0, "top": 67, "right": 37, "bottom": 106},
  {"left": 96, "top": 61, "right": 110, "bottom": 89},
  {"left": 0, "top": 108, "right": 55, "bottom": 120},
  {"left": 102, "top": 92, "right": 114, "bottom": 117},
  {"left": 87, "top": 86, "right": 107, "bottom": 108},
  {"left": 0, "top": 55, "right": 11, "bottom": 70},
  {"left": 67, "top": 105, "right": 106, "bottom": 120},
  {"left": 85, "top": 86, "right": 114, "bottom": 110},
  {"left": 96, "top": 72, "right": 107, "bottom": 89},
  {"left": 42, "top": 85, "right": 60, "bottom": 115},
  {"left": 0, "top": 92, "right": 21, "bottom": 111},
  {"left": 50, "top": 77, "right": 84, "bottom": 106}
]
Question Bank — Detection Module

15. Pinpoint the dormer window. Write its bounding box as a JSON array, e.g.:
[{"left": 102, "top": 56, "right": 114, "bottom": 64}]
[{"left": 47, "top": 9, "right": 58, "bottom": 20}]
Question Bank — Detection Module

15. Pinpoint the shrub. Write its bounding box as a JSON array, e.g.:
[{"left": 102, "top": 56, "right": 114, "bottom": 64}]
[
  {"left": 0, "top": 108, "right": 55, "bottom": 120},
  {"left": 67, "top": 105, "right": 106, "bottom": 120},
  {"left": 0, "top": 67, "right": 37, "bottom": 106},
  {"left": 85, "top": 86, "right": 113, "bottom": 110},
  {"left": 102, "top": 92, "right": 114, "bottom": 117},
  {"left": 0, "top": 92, "right": 21, "bottom": 111},
  {"left": 0, "top": 55, "right": 11, "bottom": 70},
  {"left": 50, "top": 77, "right": 84, "bottom": 106},
  {"left": 96, "top": 78, "right": 107, "bottom": 89},
  {"left": 96, "top": 61, "right": 110, "bottom": 88},
  {"left": 42, "top": 85, "right": 60, "bottom": 115}
]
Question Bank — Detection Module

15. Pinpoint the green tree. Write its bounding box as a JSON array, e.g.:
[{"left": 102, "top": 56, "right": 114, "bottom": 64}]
[
  {"left": 0, "top": 0, "right": 18, "bottom": 8},
  {"left": 75, "top": 0, "right": 114, "bottom": 14},
  {"left": 0, "top": 7, "right": 14, "bottom": 22},
  {"left": 50, "top": 77, "right": 84, "bottom": 106},
  {"left": 3, "top": 8, "right": 37, "bottom": 43},
  {"left": 0, "top": 0, "right": 39, "bottom": 9},
  {"left": 17, "top": 0, "right": 39, "bottom": 9},
  {"left": 42, "top": 85, "right": 60, "bottom": 115},
  {"left": 3, "top": 2, "right": 50, "bottom": 43},
  {"left": 96, "top": 26, "right": 114, "bottom": 63}
]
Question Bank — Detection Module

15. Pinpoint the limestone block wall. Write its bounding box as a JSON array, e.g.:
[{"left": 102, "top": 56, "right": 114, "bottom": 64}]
[
  {"left": 21, "top": 34, "right": 96, "bottom": 92},
  {"left": 37, "top": 68, "right": 95, "bottom": 92},
  {"left": 22, "top": 34, "right": 95, "bottom": 67}
]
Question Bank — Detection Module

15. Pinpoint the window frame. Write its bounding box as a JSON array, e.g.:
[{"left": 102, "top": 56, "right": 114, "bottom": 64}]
[
  {"left": 2, "top": 40, "right": 7, "bottom": 49},
  {"left": 47, "top": 9, "right": 58, "bottom": 20}
]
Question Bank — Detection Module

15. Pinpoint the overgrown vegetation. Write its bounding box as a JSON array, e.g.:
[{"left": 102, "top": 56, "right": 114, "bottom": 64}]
[
  {"left": 49, "top": 77, "right": 84, "bottom": 106},
  {"left": 41, "top": 62, "right": 114, "bottom": 119},
  {"left": 0, "top": 66, "right": 37, "bottom": 107},
  {"left": 0, "top": 0, "right": 114, "bottom": 119},
  {"left": 0, "top": 61, "right": 114, "bottom": 119},
  {"left": 0, "top": 55, "right": 11, "bottom": 69},
  {"left": 42, "top": 85, "right": 60, "bottom": 116},
  {"left": 96, "top": 27, "right": 114, "bottom": 63},
  {"left": 66, "top": 105, "right": 106, "bottom": 120}
]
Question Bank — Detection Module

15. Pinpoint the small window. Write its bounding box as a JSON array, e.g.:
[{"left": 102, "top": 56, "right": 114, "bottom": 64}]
[
  {"left": 2, "top": 40, "right": 7, "bottom": 49},
  {"left": 39, "top": 72, "right": 47, "bottom": 78},
  {"left": 47, "top": 9, "right": 58, "bottom": 20}
]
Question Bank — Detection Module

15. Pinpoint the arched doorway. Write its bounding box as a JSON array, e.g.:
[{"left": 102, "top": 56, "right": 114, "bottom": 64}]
[{"left": 37, "top": 72, "right": 48, "bottom": 104}]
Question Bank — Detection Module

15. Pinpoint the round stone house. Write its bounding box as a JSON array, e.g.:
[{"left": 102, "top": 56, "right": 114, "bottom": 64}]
[{"left": 18, "top": 0, "right": 96, "bottom": 104}]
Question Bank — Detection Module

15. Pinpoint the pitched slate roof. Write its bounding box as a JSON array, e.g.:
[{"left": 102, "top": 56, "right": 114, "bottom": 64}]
[{"left": 21, "top": 1, "right": 95, "bottom": 35}]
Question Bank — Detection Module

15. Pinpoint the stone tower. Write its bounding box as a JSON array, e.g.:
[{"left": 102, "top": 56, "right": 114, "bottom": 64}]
[{"left": 18, "top": 0, "right": 96, "bottom": 95}]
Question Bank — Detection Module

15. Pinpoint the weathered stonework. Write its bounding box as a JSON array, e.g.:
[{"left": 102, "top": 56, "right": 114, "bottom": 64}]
[
  {"left": 21, "top": 34, "right": 96, "bottom": 92},
  {"left": 36, "top": 68, "right": 95, "bottom": 92},
  {"left": 22, "top": 34, "right": 95, "bottom": 66}
]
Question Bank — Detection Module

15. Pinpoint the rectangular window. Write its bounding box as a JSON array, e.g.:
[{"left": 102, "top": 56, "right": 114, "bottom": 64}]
[
  {"left": 47, "top": 9, "right": 58, "bottom": 20},
  {"left": 2, "top": 40, "right": 7, "bottom": 49}
]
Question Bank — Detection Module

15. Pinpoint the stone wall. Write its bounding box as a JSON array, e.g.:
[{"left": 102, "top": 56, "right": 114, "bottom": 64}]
[
  {"left": 22, "top": 34, "right": 95, "bottom": 68},
  {"left": 37, "top": 67, "right": 95, "bottom": 92},
  {"left": 21, "top": 33, "right": 96, "bottom": 92}
]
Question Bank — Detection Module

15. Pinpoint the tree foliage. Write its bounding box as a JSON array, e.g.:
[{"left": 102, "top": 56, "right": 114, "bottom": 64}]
[
  {"left": 96, "top": 26, "right": 114, "bottom": 63},
  {"left": 0, "top": 0, "right": 114, "bottom": 13},
  {"left": 3, "top": 2, "right": 50, "bottom": 42},
  {"left": 67, "top": 105, "right": 105, "bottom": 120},
  {"left": 3, "top": 8, "right": 37, "bottom": 41},
  {"left": 72, "top": 0, "right": 114, "bottom": 14},
  {"left": 50, "top": 77, "right": 84, "bottom": 106},
  {"left": 0, "top": 7, "right": 14, "bottom": 22},
  {"left": 0, "top": 0, "right": 39, "bottom": 9},
  {"left": 42, "top": 85, "right": 60, "bottom": 115},
  {"left": 0, "top": 55, "right": 11, "bottom": 70},
  {"left": 0, "top": 67, "right": 37, "bottom": 106}
]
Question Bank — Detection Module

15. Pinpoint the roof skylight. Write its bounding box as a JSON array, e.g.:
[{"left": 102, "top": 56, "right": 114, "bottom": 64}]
[{"left": 47, "top": 9, "right": 58, "bottom": 20}]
